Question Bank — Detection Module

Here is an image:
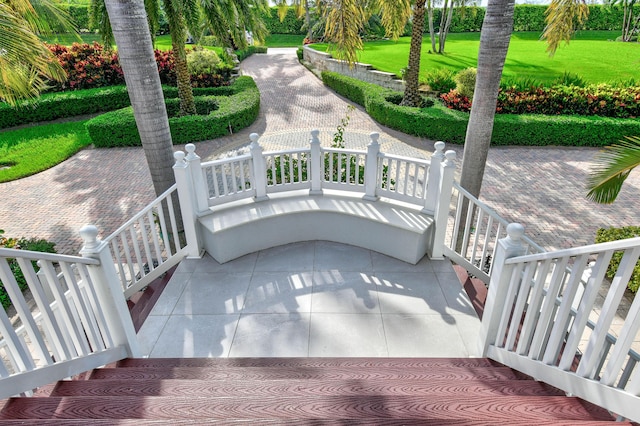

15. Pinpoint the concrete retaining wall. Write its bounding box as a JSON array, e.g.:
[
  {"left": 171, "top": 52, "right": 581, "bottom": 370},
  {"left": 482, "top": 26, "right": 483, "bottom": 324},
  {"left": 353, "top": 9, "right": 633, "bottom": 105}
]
[{"left": 303, "top": 46, "right": 405, "bottom": 92}]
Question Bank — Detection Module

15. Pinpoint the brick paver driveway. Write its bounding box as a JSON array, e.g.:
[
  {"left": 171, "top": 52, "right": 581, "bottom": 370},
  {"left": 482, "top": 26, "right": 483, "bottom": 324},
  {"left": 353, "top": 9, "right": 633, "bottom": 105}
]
[{"left": 1, "top": 48, "right": 637, "bottom": 254}]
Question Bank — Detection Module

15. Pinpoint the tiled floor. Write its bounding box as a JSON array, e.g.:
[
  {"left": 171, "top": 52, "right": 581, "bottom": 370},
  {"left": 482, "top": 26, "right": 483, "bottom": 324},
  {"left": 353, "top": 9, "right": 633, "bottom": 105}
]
[{"left": 137, "top": 241, "right": 482, "bottom": 358}]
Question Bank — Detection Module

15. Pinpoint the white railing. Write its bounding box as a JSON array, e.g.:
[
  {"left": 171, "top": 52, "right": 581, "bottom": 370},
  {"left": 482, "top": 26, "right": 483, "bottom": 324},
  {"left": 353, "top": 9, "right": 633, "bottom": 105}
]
[
  {"left": 102, "top": 184, "right": 188, "bottom": 299},
  {"left": 174, "top": 130, "right": 458, "bottom": 259},
  {"left": 480, "top": 225, "right": 640, "bottom": 423},
  {"left": 444, "top": 183, "right": 544, "bottom": 284},
  {"left": 0, "top": 228, "right": 142, "bottom": 399}
]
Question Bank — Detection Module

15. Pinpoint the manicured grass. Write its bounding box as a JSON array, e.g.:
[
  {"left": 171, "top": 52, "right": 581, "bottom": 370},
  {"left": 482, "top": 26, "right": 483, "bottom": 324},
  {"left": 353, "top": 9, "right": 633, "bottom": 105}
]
[
  {"left": 264, "top": 34, "right": 305, "bottom": 47},
  {"left": 0, "top": 121, "right": 92, "bottom": 182},
  {"left": 40, "top": 33, "right": 102, "bottom": 45},
  {"left": 311, "top": 31, "right": 639, "bottom": 84}
]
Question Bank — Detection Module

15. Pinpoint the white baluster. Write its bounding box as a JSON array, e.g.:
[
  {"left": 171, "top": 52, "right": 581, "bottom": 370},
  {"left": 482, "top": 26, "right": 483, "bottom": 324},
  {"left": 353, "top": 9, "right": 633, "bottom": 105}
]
[
  {"left": 430, "top": 150, "right": 456, "bottom": 259},
  {"left": 79, "top": 225, "right": 141, "bottom": 358},
  {"left": 309, "top": 129, "right": 323, "bottom": 195},
  {"left": 185, "top": 143, "right": 209, "bottom": 215},
  {"left": 363, "top": 132, "right": 381, "bottom": 201},
  {"left": 478, "top": 223, "right": 527, "bottom": 356},
  {"left": 423, "top": 141, "right": 445, "bottom": 215},
  {"left": 173, "top": 150, "right": 202, "bottom": 258},
  {"left": 250, "top": 133, "right": 269, "bottom": 201}
]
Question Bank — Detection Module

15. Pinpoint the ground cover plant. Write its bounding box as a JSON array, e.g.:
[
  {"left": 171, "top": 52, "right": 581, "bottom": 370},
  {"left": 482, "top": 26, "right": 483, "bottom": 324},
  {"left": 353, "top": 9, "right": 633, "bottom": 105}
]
[
  {"left": 309, "top": 31, "right": 639, "bottom": 85},
  {"left": 0, "top": 121, "right": 92, "bottom": 183}
]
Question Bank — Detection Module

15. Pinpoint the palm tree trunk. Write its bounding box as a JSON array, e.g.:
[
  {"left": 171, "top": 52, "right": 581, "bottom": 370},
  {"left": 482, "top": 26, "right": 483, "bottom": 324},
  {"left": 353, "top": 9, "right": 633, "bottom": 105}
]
[
  {"left": 427, "top": 0, "right": 436, "bottom": 52},
  {"left": 400, "top": 0, "right": 426, "bottom": 107},
  {"left": 459, "top": 0, "right": 515, "bottom": 200},
  {"left": 173, "top": 35, "right": 197, "bottom": 116},
  {"left": 103, "top": 0, "right": 175, "bottom": 197}
]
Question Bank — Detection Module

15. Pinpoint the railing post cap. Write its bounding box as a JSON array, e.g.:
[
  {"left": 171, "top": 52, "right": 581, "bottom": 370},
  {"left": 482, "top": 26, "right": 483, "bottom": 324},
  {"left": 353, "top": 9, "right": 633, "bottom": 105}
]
[
  {"left": 185, "top": 143, "right": 197, "bottom": 159},
  {"left": 445, "top": 150, "right": 456, "bottom": 161},
  {"left": 311, "top": 129, "right": 320, "bottom": 137},
  {"left": 434, "top": 141, "right": 445, "bottom": 152},
  {"left": 79, "top": 224, "right": 100, "bottom": 249},
  {"left": 173, "top": 151, "right": 186, "bottom": 165},
  {"left": 506, "top": 223, "right": 525, "bottom": 241},
  {"left": 369, "top": 132, "right": 380, "bottom": 144},
  {"left": 249, "top": 133, "right": 260, "bottom": 143}
]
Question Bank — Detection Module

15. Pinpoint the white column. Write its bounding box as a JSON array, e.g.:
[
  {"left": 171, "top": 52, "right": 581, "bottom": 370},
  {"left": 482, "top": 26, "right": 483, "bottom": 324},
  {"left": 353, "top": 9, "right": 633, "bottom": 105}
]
[
  {"left": 478, "top": 223, "right": 527, "bottom": 356},
  {"left": 362, "top": 132, "right": 381, "bottom": 201},
  {"left": 173, "top": 150, "right": 202, "bottom": 258},
  {"left": 430, "top": 150, "right": 456, "bottom": 259},
  {"left": 309, "top": 129, "right": 323, "bottom": 195},
  {"left": 185, "top": 143, "right": 209, "bottom": 215},
  {"left": 422, "top": 141, "right": 446, "bottom": 215},
  {"left": 79, "top": 225, "right": 141, "bottom": 358},
  {"left": 250, "top": 133, "right": 269, "bottom": 201}
]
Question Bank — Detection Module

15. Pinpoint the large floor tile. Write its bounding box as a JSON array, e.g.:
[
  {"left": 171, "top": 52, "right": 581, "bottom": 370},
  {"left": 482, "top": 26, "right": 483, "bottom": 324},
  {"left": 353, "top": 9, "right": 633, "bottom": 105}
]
[
  {"left": 371, "top": 252, "right": 433, "bottom": 273},
  {"left": 383, "top": 314, "right": 470, "bottom": 357},
  {"left": 374, "top": 272, "right": 450, "bottom": 315},
  {"left": 314, "top": 241, "right": 373, "bottom": 271},
  {"left": 243, "top": 271, "right": 313, "bottom": 313},
  {"left": 191, "top": 253, "right": 258, "bottom": 273},
  {"left": 147, "top": 272, "right": 190, "bottom": 316},
  {"left": 254, "top": 242, "right": 315, "bottom": 272},
  {"left": 172, "top": 272, "right": 251, "bottom": 315},
  {"left": 229, "top": 313, "right": 310, "bottom": 357},
  {"left": 311, "top": 271, "right": 379, "bottom": 313},
  {"left": 149, "top": 314, "right": 239, "bottom": 358},
  {"left": 308, "top": 313, "right": 387, "bottom": 357},
  {"left": 136, "top": 315, "right": 169, "bottom": 356},
  {"left": 436, "top": 272, "right": 478, "bottom": 316}
]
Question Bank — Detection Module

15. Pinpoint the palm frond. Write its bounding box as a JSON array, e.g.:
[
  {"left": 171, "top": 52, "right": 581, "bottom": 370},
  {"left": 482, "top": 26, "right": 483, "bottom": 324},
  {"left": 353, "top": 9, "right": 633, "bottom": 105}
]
[
  {"left": 586, "top": 136, "right": 640, "bottom": 204},
  {"left": 542, "top": 0, "right": 589, "bottom": 56}
]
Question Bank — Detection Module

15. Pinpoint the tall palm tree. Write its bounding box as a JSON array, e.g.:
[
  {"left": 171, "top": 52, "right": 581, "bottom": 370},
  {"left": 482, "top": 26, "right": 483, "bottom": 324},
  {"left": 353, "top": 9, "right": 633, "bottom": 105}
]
[
  {"left": 400, "top": 0, "right": 425, "bottom": 107},
  {"left": 587, "top": 137, "right": 640, "bottom": 204},
  {"left": 103, "top": 0, "right": 175, "bottom": 197},
  {"left": 0, "top": 0, "right": 73, "bottom": 106}
]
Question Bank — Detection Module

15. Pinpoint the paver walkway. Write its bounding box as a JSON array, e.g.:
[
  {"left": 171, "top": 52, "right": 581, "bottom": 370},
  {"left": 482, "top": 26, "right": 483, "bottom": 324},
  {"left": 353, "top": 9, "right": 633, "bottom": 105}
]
[{"left": 1, "top": 48, "right": 637, "bottom": 255}]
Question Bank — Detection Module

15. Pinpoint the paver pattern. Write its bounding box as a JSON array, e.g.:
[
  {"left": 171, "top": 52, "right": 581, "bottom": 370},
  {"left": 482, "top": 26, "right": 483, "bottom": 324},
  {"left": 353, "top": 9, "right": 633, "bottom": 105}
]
[{"left": 1, "top": 47, "right": 637, "bottom": 255}]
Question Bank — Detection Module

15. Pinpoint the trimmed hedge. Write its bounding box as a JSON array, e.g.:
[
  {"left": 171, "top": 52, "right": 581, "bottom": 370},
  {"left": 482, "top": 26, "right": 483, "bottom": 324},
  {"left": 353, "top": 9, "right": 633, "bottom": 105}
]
[
  {"left": 321, "top": 71, "right": 640, "bottom": 147},
  {"left": 0, "top": 85, "right": 236, "bottom": 130},
  {"left": 85, "top": 76, "right": 260, "bottom": 147},
  {"left": 595, "top": 226, "right": 640, "bottom": 293}
]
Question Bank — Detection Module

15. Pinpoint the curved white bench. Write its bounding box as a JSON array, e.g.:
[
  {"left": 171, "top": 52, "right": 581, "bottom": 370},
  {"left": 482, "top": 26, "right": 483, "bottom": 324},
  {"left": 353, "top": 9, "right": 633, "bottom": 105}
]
[{"left": 198, "top": 189, "right": 434, "bottom": 264}]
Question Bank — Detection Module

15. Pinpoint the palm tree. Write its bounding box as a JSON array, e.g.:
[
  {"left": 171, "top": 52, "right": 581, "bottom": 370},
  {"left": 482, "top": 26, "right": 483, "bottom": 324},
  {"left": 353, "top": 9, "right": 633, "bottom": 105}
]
[
  {"left": 586, "top": 137, "right": 640, "bottom": 204},
  {"left": 0, "top": 0, "right": 73, "bottom": 106},
  {"left": 400, "top": 0, "right": 425, "bottom": 107},
  {"left": 103, "top": 0, "right": 175, "bottom": 197}
]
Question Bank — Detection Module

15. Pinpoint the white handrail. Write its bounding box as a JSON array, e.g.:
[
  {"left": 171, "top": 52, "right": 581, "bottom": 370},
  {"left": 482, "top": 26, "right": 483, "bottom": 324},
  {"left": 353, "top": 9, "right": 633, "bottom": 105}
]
[{"left": 506, "top": 236, "right": 640, "bottom": 264}]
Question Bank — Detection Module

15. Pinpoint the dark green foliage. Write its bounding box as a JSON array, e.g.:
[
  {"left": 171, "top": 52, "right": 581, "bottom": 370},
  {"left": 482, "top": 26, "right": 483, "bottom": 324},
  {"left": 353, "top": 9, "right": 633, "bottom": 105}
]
[
  {"left": 321, "top": 71, "right": 640, "bottom": 147},
  {"left": 85, "top": 77, "right": 260, "bottom": 147},
  {"left": 0, "top": 231, "right": 57, "bottom": 310},
  {"left": 595, "top": 226, "right": 640, "bottom": 292},
  {"left": 58, "top": 4, "right": 93, "bottom": 31},
  {"left": 296, "top": 47, "right": 304, "bottom": 61},
  {"left": 263, "top": 7, "right": 306, "bottom": 35},
  {"left": 234, "top": 46, "right": 268, "bottom": 62},
  {"left": 424, "top": 69, "right": 457, "bottom": 94}
]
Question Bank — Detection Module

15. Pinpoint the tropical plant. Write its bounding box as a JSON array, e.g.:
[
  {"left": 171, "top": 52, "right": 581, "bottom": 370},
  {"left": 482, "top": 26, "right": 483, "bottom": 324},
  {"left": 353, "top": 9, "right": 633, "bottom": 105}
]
[
  {"left": 606, "top": 0, "right": 639, "bottom": 42},
  {"left": 0, "top": 0, "right": 74, "bottom": 105},
  {"left": 400, "top": 0, "right": 426, "bottom": 107},
  {"left": 586, "top": 136, "right": 640, "bottom": 204}
]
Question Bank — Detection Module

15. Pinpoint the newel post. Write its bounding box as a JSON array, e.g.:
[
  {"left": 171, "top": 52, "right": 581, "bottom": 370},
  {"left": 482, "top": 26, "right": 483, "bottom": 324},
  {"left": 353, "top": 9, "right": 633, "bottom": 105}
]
[
  {"left": 478, "top": 223, "right": 527, "bottom": 356},
  {"left": 423, "top": 141, "right": 446, "bottom": 215},
  {"left": 185, "top": 144, "right": 209, "bottom": 215},
  {"left": 363, "top": 132, "right": 381, "bottom": 201},
  {"left": 429, "top": 150, "right": 456, "bottom": 259},
  {"left": 79, "top": 225, "right": 141, "bottom": 358},
  {"left": 250, "top": 133, "right": 269, "bottom": 201},
  {"left": 309, "top": 129, "right": 323, "bottom": 195},
  {"left": 173, "top": 150, "right": 202, "bottom": 258}
]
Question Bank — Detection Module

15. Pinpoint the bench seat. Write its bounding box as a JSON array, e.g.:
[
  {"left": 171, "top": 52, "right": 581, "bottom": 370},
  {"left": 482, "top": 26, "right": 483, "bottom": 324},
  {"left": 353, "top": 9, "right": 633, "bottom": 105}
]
[{"left": 198, "top": 190, "right": 434, "bottom": 264}]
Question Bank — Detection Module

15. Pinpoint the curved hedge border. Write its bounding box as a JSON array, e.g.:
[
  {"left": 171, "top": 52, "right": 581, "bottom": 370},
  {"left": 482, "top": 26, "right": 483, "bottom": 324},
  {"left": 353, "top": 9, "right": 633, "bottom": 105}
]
[
  {"left": 85, "top": 76, "right": 260, "bottom": 147},
  {"left": 0, "top": 85, "right": 237, "bottom": 130},
  {"left": 322, "top": 71, "right": 640, "bottom": 147}
]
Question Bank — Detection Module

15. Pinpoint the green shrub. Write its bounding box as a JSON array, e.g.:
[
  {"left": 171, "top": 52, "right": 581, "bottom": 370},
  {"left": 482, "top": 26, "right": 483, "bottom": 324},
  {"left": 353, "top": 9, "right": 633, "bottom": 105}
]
[
  {"left": 321, "top": 71, "right": 640, "bottom": 147},
  {"left": 296, "top": 47, "right": 304, "bottom": 61},
  {"left": 187, "top": 49, "right": 221, "bottom": 75},
  {"left": 262, "top": 6, "right": 306, "bottom": 35},
  {"left": 0, "top": 230, "right": 57, "bottom": 309},
  {"left": 454, "top": 67, "right": 477, "bottom": 100},
  {"left": 595, "top": 226, "right": 640, "bottom": 293},
  {"left": 86, "top": 76, "right": 260, "bottom": 147},
  {"left": 234, "top": 46, "right": 268, "bottom": 62},
  {"left": 424, "top": 68, "right": 456, "bottom": 94}
]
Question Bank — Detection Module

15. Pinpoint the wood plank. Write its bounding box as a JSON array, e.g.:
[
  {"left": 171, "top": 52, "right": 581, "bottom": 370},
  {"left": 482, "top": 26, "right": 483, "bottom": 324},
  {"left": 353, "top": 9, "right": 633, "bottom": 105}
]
[
  {"left": 89, "top": 366, "right": 524, "bottom": 381},
  {"left": 51, "top": 378, "right": 566, "bottom": 398},
  {"left": 0, "top": 395, "right": 617, "bottom": 421}
]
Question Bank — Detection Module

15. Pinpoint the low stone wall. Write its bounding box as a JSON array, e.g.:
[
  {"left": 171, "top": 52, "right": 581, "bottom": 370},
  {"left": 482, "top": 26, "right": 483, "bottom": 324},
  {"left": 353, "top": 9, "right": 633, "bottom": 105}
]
[{"left": 303, "top": 46, "right": 404, "bottom": 92}]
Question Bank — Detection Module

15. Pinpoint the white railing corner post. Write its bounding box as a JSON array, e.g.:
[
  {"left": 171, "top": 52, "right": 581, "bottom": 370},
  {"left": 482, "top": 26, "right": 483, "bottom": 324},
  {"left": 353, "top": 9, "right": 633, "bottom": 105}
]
[
  {"left": 423, "top": 141, "right": 446, "bottom": 215},
  {"left": 429, "top": 150, "right": 456, "bottom": 259},
  {"left": 250, "top": 133, "right": 269, "bottom": 201},
  {"left": 309, "top": 129, "right": 323, "bottom": 195},
  {"left": 478, "top": 223, "right": 528, "bottom": 356},
  {"left": 184, "top": 143, "right": 209, "bottom": 215},
  {"left": 79, "top": 225, "right": 141, "bottom": 358},
  {"left": 173, "top": 150, "right": 203, "bottom": 258},
  {"left": 362, "top": 132, "right": 380, "bottom": 201}
]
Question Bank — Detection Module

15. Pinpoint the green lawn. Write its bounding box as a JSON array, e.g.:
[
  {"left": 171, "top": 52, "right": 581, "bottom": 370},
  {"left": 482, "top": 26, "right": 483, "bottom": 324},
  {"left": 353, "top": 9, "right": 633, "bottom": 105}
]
[
  {"left": 312, "top": 31, "right": 638, "bottom": 84},
  {"left": 0, "top": 121, "right": 92, "bottom": 182},
  {"left": 264, "top": 34, "right": 305, "bottom": 47}
]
